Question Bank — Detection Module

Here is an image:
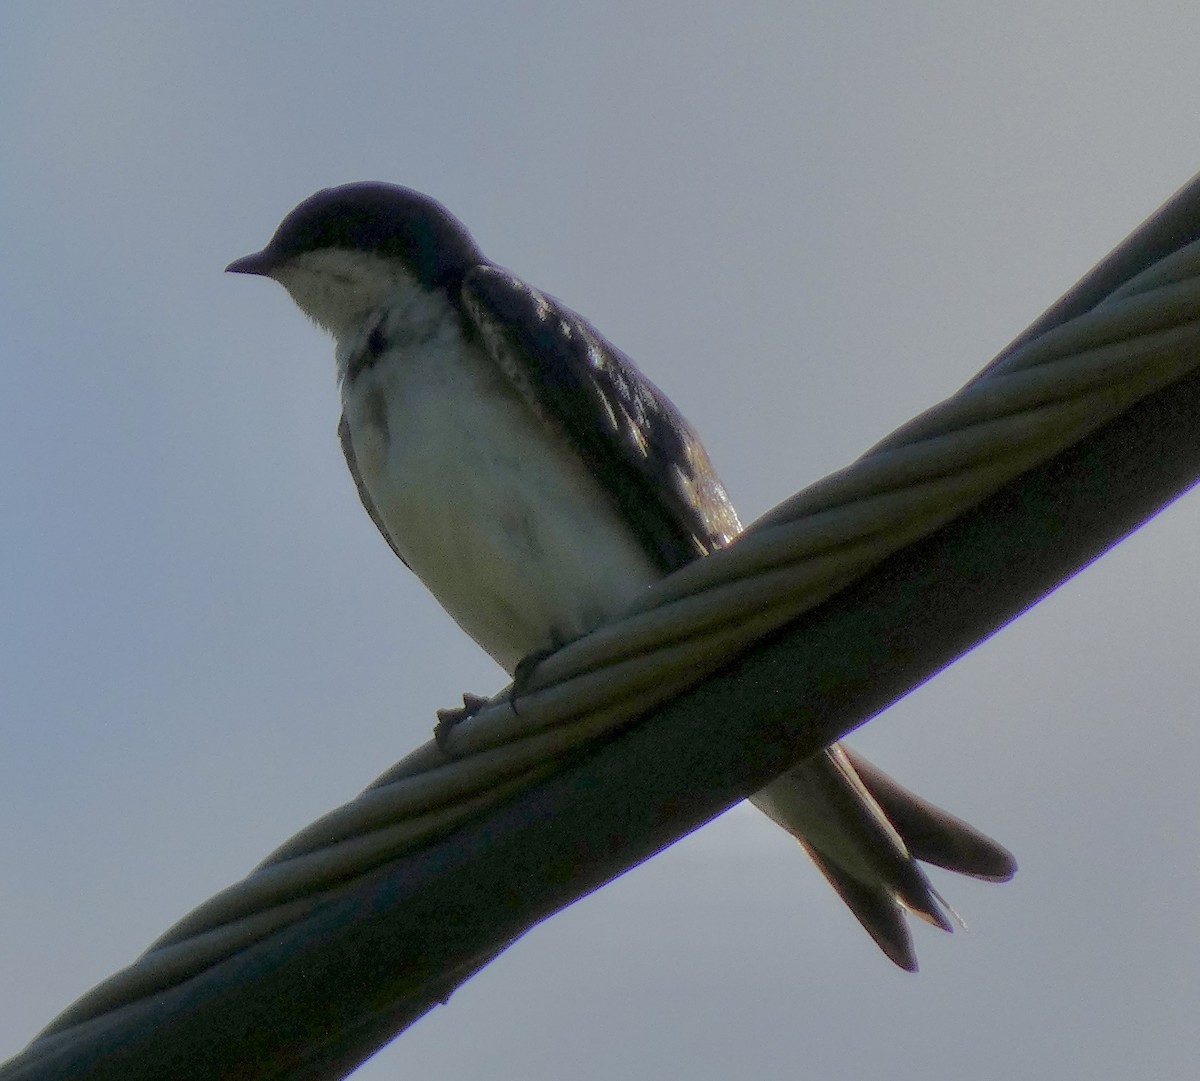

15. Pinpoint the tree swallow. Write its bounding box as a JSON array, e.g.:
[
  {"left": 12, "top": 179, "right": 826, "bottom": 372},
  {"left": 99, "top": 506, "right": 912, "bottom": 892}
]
[{"left": 228, "top": 183, "right": 1016, "bottom": 970}]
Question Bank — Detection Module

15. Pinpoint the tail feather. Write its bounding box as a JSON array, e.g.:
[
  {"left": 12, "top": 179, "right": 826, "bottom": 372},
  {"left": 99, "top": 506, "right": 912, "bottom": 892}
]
[
  {"left": 794, "top": 838, "right": 920, "bottom": 971},
  {"left": 749, "top": 744, "right": 1014, "bottom": 970},
  {"left": 841, "top": 746, "right": 1017, "bottom": 882}
]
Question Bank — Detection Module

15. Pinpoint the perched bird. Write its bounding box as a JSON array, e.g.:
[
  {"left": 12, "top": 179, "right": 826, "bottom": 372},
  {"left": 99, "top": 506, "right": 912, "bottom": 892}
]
[{"left": 228, "top": 183, "right": 1015, "bottom": 970}]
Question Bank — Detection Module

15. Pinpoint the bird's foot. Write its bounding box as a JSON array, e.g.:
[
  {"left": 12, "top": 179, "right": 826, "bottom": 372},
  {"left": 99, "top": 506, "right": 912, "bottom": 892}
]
[
  {"left": 434, "top": 692, "right": 493, "bottom": 752},
  {"left": 510, "top": 636, "right": 567, "bottom": 714}
]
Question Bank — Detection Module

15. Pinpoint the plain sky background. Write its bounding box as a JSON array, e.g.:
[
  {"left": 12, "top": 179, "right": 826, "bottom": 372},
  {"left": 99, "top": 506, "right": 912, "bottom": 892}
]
[{"left": 3, "top": 4, "right": 1199, "bottom": 1078}]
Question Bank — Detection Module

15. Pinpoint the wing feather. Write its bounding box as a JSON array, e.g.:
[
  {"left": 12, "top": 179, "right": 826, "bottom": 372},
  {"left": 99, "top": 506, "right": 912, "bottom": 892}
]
[
  {"left": 337, "top": 413, "right": 411, "bottom": 569},
  {"left": 461, "top": 265, "right": 740, "bottom": 573}
]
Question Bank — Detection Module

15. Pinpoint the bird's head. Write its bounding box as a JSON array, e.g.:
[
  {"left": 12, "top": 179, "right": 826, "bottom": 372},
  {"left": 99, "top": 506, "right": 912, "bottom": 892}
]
[{"left": 226, "top": 182, "right": 483, "bottom": 339}]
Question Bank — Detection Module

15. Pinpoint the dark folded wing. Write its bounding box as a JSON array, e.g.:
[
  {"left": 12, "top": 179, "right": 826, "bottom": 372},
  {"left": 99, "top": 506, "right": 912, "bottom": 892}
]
[
  {"left": 461, "top": 264, "right": 740, "bottom": 573},
  {"left": 337, "top": 413, "right": 411, "bottom": 570}
]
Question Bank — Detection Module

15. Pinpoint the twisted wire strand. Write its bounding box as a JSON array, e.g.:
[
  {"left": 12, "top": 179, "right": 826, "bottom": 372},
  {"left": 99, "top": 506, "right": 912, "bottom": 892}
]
[{"left": 30, "top": 236, "right": 1200, "bottom": 1048}]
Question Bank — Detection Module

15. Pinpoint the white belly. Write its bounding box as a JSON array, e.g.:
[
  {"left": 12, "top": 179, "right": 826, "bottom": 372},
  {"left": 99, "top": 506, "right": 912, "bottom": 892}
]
[{"left": 340, "top": 331, "right": 661, "bottom": 675}]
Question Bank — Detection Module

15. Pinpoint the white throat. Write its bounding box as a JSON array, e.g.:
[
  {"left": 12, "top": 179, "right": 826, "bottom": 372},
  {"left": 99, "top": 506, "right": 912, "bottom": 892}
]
[{"left": 272, "top": 249, "right": 417, "bottom": 340}]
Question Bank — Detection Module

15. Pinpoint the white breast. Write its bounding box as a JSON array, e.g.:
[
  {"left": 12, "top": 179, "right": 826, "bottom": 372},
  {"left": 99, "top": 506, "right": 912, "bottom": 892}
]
[{"left": 339, "top": 299, "right": 660, "bottom": 675}]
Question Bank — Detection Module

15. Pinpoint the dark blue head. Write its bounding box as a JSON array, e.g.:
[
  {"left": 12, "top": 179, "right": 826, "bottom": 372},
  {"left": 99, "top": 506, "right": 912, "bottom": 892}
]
[{"left": 227, "top": 183, "right": 485, "bottom": 336}]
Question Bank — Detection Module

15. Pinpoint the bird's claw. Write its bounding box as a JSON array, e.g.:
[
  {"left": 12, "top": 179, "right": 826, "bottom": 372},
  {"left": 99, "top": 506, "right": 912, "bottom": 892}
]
[
  {"left": 434, "top": 692, "right": 493, "bottom": 753},
  {"left": 510, "top": 638, "right": 565, "bottom": 714}
]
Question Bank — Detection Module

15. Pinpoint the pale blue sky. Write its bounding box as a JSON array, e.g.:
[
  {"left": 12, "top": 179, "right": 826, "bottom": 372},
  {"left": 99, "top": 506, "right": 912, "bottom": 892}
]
[{"left": 2, "top": 4, "right": 1198, "bottom": 1078}]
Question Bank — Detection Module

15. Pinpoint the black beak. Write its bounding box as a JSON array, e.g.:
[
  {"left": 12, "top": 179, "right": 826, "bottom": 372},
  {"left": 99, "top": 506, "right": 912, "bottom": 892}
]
[{"left": 225, "top": 250, "right": 277, "bottom": 276}]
